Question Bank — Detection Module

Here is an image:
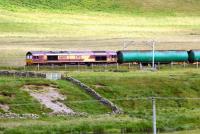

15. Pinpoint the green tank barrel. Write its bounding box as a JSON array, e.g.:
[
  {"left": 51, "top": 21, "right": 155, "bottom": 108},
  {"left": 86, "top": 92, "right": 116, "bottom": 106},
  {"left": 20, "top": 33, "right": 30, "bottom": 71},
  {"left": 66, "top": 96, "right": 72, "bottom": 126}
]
[
  {"left": 188, "top": 50, "right": 200, "bottom": 63},
  {"left": 117, "top": 50, "right": 188, "bottom": 63}
]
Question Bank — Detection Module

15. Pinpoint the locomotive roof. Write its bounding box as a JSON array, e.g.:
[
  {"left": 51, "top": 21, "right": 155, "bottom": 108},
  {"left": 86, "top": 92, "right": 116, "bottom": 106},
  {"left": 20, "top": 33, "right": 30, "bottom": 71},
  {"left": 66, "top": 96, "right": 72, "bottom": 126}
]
[
  {"left": 27, "top": 51, "right": 117, "bottom": 55},
  {"left": 117, "top": 50, "right": 189, "bottom": 52}
]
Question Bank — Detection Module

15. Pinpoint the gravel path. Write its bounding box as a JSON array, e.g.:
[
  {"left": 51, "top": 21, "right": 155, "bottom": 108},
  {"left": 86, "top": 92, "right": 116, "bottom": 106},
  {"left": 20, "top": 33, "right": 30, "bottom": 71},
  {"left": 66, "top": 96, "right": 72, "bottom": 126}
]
[
  {"left": 0, "top": 104, "right": 9, "bottom": 112},
  {"left": 23, "top": 85, "right": 74, "bottom": 114}
]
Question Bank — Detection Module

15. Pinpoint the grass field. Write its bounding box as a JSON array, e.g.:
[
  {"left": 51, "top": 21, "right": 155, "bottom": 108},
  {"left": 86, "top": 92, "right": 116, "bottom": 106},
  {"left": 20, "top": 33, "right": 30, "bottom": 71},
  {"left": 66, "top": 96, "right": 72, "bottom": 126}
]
[
  {"left": 1, "top": 114, "right": 200, "bottom": 133},
  {"left": 0, "top": 8, "right": 199, "bottom": 39},
  {"left": 69, "top": 69, "right": 200, "bottom": 132},
  {"left": 0, "top": 76, "right": 109, "bottom": 114},
  {"left": 1, "top": 69, "right": 200, "bottom": 133},
  {"left": 0, "top": 1, "right": 200, "bottom": 66},
  {"left": 70, "top": 69, "right": 200, "bottom": 112},
  {"left": 0, "top": 1, "right": 200, "bottom": 133},
  {"left": 0, "top": 0, "right": 199, "bottom": 39},
  {"left": 164, "top": 129, "right": 200, "bottom": 134},
  {"left": 1, "top": 0, "right": 200, "bottom": 15}
]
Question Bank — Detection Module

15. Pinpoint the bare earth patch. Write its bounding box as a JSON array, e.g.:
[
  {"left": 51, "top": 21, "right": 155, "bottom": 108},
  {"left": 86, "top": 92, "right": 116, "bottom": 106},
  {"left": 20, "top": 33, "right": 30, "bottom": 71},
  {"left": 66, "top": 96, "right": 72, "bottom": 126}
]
[
  {"left": 22, "top": 85, "right": 74, "bottom": 114},
  {"left": 93, "top": 84, "right": 106, "bottom": 89},
  {"left": 0, "top": 104, "right": 10, "bottom": 112}
]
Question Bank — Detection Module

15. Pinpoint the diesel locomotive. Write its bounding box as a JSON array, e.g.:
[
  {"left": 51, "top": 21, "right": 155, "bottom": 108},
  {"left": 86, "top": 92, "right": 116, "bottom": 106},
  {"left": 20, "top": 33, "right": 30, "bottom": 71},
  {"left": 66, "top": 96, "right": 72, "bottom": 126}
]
[
  {"left": 26, "top": 50, "right": 200, "bottom": 65},
  {"left": 26, "top": 51, "right": 117, "bottom": 65}
]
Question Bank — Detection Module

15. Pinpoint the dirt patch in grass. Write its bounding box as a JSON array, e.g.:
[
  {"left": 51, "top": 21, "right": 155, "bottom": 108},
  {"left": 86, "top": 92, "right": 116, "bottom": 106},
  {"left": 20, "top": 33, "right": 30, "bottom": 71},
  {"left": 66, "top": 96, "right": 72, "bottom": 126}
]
[
  {"left": 0, "top": 104, "right": 9, "bottom": 112},
  {"left": 22, "top": 85, "right": 75, "bottom": 115},
  {"left": 93, "top": 84, "right": 107, "bottom": 89}
]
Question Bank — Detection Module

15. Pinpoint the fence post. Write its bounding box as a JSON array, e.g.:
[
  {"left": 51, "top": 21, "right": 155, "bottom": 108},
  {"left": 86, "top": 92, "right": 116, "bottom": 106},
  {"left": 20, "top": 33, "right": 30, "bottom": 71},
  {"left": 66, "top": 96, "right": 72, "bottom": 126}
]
[
  {"left": 24, "top": 65, "right": 26, "bottom": 71},
  {"left": 183, "top": 62, "right": 186, "bottom": 68},
  {"left": 197, "top": 62, "right": 199, "bottom": 69},
  {"left": 128, "top": 63, "right": 131, "bottom": 70},
  {"left": 51, "top": 64, "right": 54, "bottom": 69},
  {"left": 152, "top": 97, "right": 157, "bottom": 134},
  {"left": 77, "top": 63, "right": 79, "bottom": 71},
  {"left": 91, "top": 63, "right": 94, "bottom": 71},
  {"left": 65, "top": 64, "right": 67, "bottom": 70},
  {"left": 139, "top": 62, "right": 142, "bottom": 70},
  {"left": 116, "top": 63, "right": 119, "bottom": 70},
  {"left": 37, "top": 64, "right": 40, "bottom": 71},
  {"left": 104, "top": 64, "right": 107, "bottom": 71},
  {"left": 85, "top": 64, "right": 87, "bottom": 71},
  {"left": 171, "top": 62, "right": 173, "bottom": 68}
]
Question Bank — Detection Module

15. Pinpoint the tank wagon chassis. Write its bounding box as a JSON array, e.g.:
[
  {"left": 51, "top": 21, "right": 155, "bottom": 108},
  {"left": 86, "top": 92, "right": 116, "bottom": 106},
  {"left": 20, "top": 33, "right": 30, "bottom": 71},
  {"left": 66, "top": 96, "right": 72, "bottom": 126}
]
[{"left": 26, "top": 50, "right": 200, "bottom": 66}]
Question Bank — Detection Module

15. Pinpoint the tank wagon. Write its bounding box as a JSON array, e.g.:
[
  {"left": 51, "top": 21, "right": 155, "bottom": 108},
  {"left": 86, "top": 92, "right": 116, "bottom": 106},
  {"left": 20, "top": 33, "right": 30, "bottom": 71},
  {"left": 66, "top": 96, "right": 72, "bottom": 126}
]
[
  {"left": 26, "top": 51, "right": 117, "bottom": 65},
  {"left": 188, "top": 50, "right": 200, "bottom": 63},
  {"left": 117, "top": 50, "right": 189, "bottom": 64}
]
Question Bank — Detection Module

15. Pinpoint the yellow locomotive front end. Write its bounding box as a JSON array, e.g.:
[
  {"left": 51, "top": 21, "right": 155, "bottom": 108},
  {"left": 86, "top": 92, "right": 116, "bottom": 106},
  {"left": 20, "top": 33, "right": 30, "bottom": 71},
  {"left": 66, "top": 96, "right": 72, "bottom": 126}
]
[
  {"left": 26, "top": 52, "right": 33, "bottom": 65},
  {"left": 26, "top": 59, "right": 33, "bottom": 65}
]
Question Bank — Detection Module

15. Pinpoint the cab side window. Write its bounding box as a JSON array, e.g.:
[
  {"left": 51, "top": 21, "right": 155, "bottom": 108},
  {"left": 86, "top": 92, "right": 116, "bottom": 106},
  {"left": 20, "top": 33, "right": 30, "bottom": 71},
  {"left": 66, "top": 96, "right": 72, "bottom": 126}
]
[
  {"left": 26, "top": 55, "right": 33, "bottom": 59},
  {"left": 33, "top": 56, "right": 39, "bottom": 60},
  {"left": 112, "top": 55, "right": 117, "bottom": 58}
]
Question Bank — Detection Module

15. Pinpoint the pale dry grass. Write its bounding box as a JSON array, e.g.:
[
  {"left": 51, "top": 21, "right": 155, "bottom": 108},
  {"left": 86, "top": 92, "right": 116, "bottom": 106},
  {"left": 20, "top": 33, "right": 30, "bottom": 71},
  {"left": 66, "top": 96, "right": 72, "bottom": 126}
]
[
  {"left": 0, "top": 10, "right": 200, "bottom": 66},
  {"left": 0, "top": 9, "right": 200, "bottom": 38}
]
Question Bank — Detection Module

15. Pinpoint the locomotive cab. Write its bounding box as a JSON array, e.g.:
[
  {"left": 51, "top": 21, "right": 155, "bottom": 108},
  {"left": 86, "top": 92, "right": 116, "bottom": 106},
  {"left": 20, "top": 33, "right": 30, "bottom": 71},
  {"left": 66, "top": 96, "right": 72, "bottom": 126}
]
[{"left": 26, "top": 52, "right": 33, "bottom": 65}]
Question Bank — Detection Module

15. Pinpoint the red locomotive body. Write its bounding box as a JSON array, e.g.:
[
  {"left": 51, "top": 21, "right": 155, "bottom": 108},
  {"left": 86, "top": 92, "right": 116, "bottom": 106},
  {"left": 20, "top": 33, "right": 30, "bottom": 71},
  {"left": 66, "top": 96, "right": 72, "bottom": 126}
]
[{"left": 26, "top": 51, "right": 117, "bottom": 65}]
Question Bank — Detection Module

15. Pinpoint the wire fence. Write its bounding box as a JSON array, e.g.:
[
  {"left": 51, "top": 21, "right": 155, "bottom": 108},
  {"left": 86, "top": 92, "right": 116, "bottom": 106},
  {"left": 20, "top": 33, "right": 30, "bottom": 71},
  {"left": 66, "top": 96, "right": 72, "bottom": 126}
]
[
  {"left": 5, "top": 97, "right": 200, "bottom": 105},
  {"left": 1, "top": 95, "right": 200, "bottom": 133},
  {"left": 0, "top": 62, "right": 200, "bottom": 72}
]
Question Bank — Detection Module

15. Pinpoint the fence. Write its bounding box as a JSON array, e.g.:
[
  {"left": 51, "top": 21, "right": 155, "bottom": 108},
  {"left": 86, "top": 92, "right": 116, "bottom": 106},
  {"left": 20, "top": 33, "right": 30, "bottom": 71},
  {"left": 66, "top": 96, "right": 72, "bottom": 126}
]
[
  {"left": 0, "top": 62, "right": 199, "bottom": 72},
  {"left": 1, "top": 97, "right": 200, "bottom": 133},
  {"left": 0, "top": 70, "right": 46, "bottom": 78}
]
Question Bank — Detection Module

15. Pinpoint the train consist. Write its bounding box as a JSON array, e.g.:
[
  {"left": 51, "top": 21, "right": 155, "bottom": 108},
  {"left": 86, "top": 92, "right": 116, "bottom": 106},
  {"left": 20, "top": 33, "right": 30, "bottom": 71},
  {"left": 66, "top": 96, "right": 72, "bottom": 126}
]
[{"left": 26, "top": 50, "right": 200, "bottom": 65}]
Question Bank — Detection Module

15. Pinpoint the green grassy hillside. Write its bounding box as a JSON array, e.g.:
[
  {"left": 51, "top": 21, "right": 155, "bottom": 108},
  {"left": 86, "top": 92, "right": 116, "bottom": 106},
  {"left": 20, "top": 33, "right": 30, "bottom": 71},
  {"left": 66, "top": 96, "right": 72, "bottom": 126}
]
[
  {"left": 0, "top": 0, "right": 200, "bottom": 15},
  {"left": 71, "top": 69, "right": 200, "bottom": 113},
  {"left": 0, "top": 77, "right": 109, "bottom": 114},
  {"left": 70, "top": 69, "right": 200, "bottom": 132},
  {"left": 1, "top": 70, "right": 200, "bottom": 133}
]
